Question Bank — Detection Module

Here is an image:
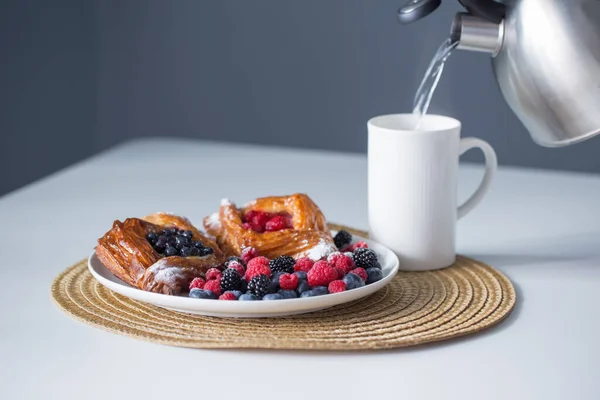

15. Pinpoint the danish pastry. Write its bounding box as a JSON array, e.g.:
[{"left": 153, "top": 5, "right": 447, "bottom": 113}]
[
  {"left": 204, "top": 193, "right": 337, "bottom": 260},
  {"left": 96, "top": 212, "right": 225, "bottom": 295}
]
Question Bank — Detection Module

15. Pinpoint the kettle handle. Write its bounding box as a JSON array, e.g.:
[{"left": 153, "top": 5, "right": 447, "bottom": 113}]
[{"left": 458, "top": 0, "right": 505, "bottom": 24}]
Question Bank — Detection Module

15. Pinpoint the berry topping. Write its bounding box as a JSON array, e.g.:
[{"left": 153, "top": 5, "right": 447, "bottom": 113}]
[
  {"left": 239, "top": 293, "right": 259, "bottom": 301},
  {"left": 245, "top": 256, "right": 271, "bottom": 281},
  {"left": 220, "top": 268, "right": 242, "bottom": 292},
  {"left": 226, "top": 261, "right": 245, "bottom": 277},
  {"left": 269, "top": 255, "right": 296, "bottom": 274},
  {"left": 350, "top": 267, "right": 367, "bottom": 282},
  {"left": 180, "top": 246, "right": 193, "bottom": 257},
  {"left": 242, "top": 222, "right": 253, "bottom": 230},
  {"left": 278, "top": 289, "right": 298, "bottom": 299},
  {"left": 366, "top": 268, "right": 384, "bottom": 284},
  {"left": 342, "top": 273, "right": 365, "bottom": 290},
  {"left": 219, "top": 291, "right": 237, "bottom": 301},
  {"left": 328, "top": 280, "right": 347, "bottom": 293},
  {"left": 247, "top": 274, "right": 271, "bottom": 297},
  {"left": 164, "top": 246, "right": 178, "bottom": 257},
  {"left": 265, "top": 215, "right": 289, "bottom": 231},
  {"left": 204, "top": 280, "right": 222, "bottom": 296},
  {"left": 189, "top": 288, "right": 217, "bottom": 299},
  {"left": 352, "top": 248, "right": 379, "bottom": 270},
  {"left": 307, "top": 261, "right": 338, "bottom": 287},
  {"left": 146, "top": 232, "right": 158, "bottom": 242},
  {"left": 205, "top": 268, "right": 223, "bottom": 281},
  {"left": 146, "top": 228, "right": 214, "bottom": 258},
  {"left": 197, "top": 247, "right": 214, "bottom": 256},
  {"left": 279, "top": 273, "right": 299, "bottom": 290},
  {"left": 241, "top": 247, "right": 259, "bottom": 264},
  {"left": 333, "top": 230, "right": 353, "bottom": 249},
  {"left": 189, "top": 277, "right": 206, "bottom": 290},
  {"left": 294, "top": 257, "right": 314, "bottom": 273},
  {"left": 245, "top": 210, "right": 270, "bottom": 232}
]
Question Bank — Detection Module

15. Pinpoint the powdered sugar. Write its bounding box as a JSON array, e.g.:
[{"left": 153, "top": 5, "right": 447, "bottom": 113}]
[
  {"left": 242, "top": 200, "right": 256, "bottom": 208},
  {"left": 148, "top": 260, "right": 185, "bottom": 286},
  {"left": 220, "top": 198, "right": 233, "bottom": 207},
  {"left": 307, "top": 240, "right": 337, "bottom": 261},
  {"left": 206, "top": 212, "right": 221, "bottom": 230}
]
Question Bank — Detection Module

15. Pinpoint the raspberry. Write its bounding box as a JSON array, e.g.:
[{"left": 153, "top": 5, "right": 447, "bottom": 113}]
[
  {"left": 265, "top": 215, "right": 288, "bottom": 231},
  {"left": 334, "top": 267, "right": 345, "bottom": 279},
  {"left": 204, "top": 279, "right": 222, "bottom": 296},
  {"left": 189, "top": 277, "right": 206, "bottom": 290},
  {"left": 219, "top": 291, "right": 237, "bottom": 300},
  {"left": 354, "top": 241, "right": 369, "bottom": 249},
  {"left": 340, "top": 245, "right": 353, "bottom": 253},
  {"left": 242, "top": 222, "right": 252, "bottom": 230},
  {"left": 226, "top": 261, "right": 245, "bottom": 277},
  {"left": 350, "top": 267, "right": 367, "bottom": 282},
  {"left": 294, "top": 257, "right": 314, "bottom": 272},
  {"left": 327, "top": 252, "right": 344, "bottom": 264},
  {"left": 307, "top": 261, "right": 338, "bottom": 287},
  {"left": 279, "top": 273, "right": 299, "bottom": 290},
  {"left": 205, "top": 268, "right": 222, "bottom": 281},
  {"left": 249, "top": 211, "right": 270, "bottom": 231},
  {"left": 328, "top": 280, "right": 347, "bottom": 293},
  {"left": 245, "top": 256, "right": 271, "bottom": 281},
  {"left": 333, "top": 254, "right": 355, "bottom": 275},
  {"left": 241, "top": 247, "right": 259, "bottom": 264}
]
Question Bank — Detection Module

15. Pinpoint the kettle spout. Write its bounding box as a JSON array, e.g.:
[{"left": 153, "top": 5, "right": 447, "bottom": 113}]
[{"left": 451, "top": 13, "right": 504, "bottom": 56}]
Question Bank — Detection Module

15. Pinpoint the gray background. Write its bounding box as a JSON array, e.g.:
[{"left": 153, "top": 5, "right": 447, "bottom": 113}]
[{"left": 3, "top": 0, "right": 600, "bottom": 196}]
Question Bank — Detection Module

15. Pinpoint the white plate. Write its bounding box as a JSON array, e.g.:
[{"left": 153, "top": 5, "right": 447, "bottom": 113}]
[{"left": 88, "top": 235, "right": 399, "bottom": 318}]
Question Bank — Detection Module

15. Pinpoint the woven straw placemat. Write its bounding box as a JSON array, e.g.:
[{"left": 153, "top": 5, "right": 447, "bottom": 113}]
[{"left": 51, "top": 224, "right": 516, "bottom": 350}]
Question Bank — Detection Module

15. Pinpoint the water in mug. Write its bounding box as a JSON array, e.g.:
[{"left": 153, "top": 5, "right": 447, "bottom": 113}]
[{"left": 412, "top": 38, "right": 458, "bottom": 128}]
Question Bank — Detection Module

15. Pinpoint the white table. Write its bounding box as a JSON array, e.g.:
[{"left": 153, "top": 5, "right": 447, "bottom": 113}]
[{"left": 2, "top": 139, "right": 599, "bottom": 399}]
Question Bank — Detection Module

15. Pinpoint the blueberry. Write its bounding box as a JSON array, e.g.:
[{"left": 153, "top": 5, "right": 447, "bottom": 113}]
[
  {"left": 155, "top": 236, "right": 168, "bottom": 248},
  {"left": 270, "top": 272, "right": 284, "bottom": 292},
  {"left": 278, "top": 289, "right": 298, "bottom": 299},
  {"left": 300, "top": 290, "right": 322, "bottom": 298},
  {"left": 366, "top": 268, "right": 383, "bottom": 284},
  {"left": 176, "top": 235, "right": 190, "bottom": 248},
  {"left": 240, "top": 278, "right": 248, "bottom": 293},
  {"left": 164, "top": 246, "right": 178, "bottom": 256},
  {"left": 239, "top": 293, "right": 259, "bottom": 301},
  {"left": 189, "top": 247, "right": 201, "bottom": 256},
  {"left": 194, "top": 241, "right": 204, "bottom": 249},
  {"left": 294, "top": 271, "right": 308, "bottom": 282},
  {"left": 169, "top": 227, "right": 179, "bottom": 235},
  {"left": 189, "top": 288, "right": 217, "bottom": 299},
  {"left": 343, "top": 273, "right": 365, "bottom": 290},
  {"left": 167, "top": 236, "right": 177, "bottom": 246},
  {"left": 230, "top": 290, "right": 243, "bottom": 299},
  {"left": 161, "top": 229, "right": 171, "bottom": 236},
  {"left": 197, "top": 247, "right": 214, "bottom": 256},
  {"left": 263, "top": 293, "right": 283, "bottom": 301},
  {"left": 312, "top": 286, "right": 329, "bottom": 295},
  {"left": 182, "top": 230, "right": 193, "bottom": 239},
  {"left": 146, "top": 232, "right": 158, "bottom": 243},
  {"left": 296, "top": 280, "right": 312, "bottom": 295},
  {"left": 180, "top": 246, "right": 193, "bottom": 257}
]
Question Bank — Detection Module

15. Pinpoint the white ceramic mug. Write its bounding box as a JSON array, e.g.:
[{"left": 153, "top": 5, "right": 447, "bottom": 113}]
[{"left": 368, "top": 114, "right": 497, "bottom": 271}]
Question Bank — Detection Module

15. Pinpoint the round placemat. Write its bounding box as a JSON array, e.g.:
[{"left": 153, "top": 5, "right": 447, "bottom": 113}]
[{"left": 51, "top": 224, "right": 516, "bottom": 350}]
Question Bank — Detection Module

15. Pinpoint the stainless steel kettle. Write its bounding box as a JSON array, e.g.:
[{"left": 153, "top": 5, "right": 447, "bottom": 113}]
[{"left": 398, "top": 0, "right": 600, "bottom": 147}]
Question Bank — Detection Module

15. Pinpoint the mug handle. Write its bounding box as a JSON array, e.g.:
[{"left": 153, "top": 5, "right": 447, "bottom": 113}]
[{"left": 457, "top": 137, "right": 498, "bottom": 219}]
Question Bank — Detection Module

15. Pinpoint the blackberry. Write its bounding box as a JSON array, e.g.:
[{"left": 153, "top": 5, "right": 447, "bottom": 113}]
[
  {"left": 247, "top": 274, "right": 270, "bottom": 297},
  {"left": 333, "top": 230, "right": 352, "bottom": 249},
  {"left": 220, "top": 268, "right": 242, "bottom": 292},
  {"left": 269, "top": 256, "right": 295, "bottom": 274},
  {"left": 352, "top": 248, "right": 379, "bottom": 269}
]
